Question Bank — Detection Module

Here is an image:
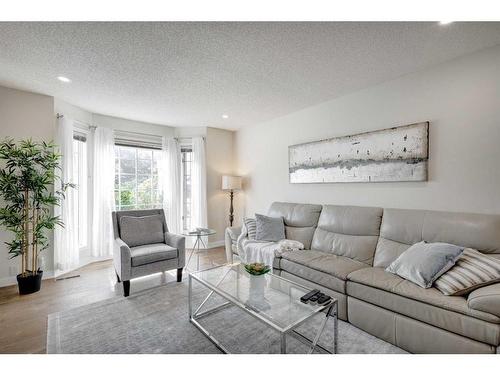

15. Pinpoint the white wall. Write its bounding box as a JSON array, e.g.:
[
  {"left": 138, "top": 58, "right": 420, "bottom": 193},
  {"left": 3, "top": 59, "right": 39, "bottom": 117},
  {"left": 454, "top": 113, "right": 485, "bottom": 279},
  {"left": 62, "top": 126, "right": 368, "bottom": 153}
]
[
  {"left": 55, "top": 98, "right": 93, "bottom": 125},
  {"left": 0, "top": 86, "right": 55, "bottom": 286},
  {"left": 206, "top": 127, "right": 235, "bottom": 245},
  {"left": 235, "top": 45, "right": 500, "bottom": 218}
]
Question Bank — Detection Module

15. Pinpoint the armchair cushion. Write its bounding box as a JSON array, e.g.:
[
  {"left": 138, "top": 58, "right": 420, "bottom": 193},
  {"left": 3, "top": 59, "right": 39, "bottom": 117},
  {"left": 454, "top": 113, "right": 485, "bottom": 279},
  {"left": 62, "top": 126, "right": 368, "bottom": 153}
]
[
  {"left": 468, "top": 283, "right": 500, "bottom": 318},
  {"left": 130, "top": 243, "right": 178, "bottom": 267},
  {"left": 120, "top": 214, "right": 165, "bottom": 247}
]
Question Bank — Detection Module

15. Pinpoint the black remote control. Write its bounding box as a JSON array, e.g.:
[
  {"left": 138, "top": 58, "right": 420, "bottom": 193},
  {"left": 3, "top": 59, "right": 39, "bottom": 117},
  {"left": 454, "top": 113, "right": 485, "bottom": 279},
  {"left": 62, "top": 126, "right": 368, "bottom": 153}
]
[
  {"left": 310, "top": 294, "right": 320, "bottom": 303},
  {"left": 300, "top": 289, "right": 320, "bottom": 303},
  {"left": 317, "top": 294, "right": 332, "bottom": 305}
]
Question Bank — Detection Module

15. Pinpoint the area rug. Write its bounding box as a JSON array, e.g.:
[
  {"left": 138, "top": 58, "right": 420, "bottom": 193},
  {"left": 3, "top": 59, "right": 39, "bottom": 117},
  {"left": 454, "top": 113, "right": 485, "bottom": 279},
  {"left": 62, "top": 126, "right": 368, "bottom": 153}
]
[{"left": 47, "top": 280, "right": 406, "bottom": 354}]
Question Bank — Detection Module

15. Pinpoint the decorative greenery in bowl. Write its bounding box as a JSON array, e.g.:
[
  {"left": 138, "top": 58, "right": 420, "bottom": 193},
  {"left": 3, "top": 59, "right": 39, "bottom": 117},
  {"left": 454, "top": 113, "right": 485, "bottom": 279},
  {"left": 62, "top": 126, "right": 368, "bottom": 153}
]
[{"left": 244, "top": 263, "right": 271, "bottom": 276}]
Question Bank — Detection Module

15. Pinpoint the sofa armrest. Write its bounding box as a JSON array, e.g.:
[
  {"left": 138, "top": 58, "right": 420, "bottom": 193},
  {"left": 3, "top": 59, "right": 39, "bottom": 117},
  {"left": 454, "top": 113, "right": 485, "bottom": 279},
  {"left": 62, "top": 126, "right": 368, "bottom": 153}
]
[
  {"left": 227, "top": 226, "right": 242, "bottom": 241},
  {"left": 114, "top": 238, "right": 132, "bottom": 281},
  {"left": 467, "top": 283, "right": 500, "bottom": 318},
  {"left": 225, "top": 226, "right": 242, "bottom": 263},
  {"left": 165, "top": 232, "right": 186, "bottom": 268}
]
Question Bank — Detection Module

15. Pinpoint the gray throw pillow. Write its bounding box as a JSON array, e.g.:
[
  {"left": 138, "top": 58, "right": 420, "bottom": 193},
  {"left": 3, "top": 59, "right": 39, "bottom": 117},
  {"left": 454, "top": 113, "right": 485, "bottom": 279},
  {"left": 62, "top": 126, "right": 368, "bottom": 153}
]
[
  {"left": 255, "top": 214, "right": 285, "bottom": 242},
  {"left": 120, "top": 214, "right": 165, "bottom": 248},
  {"left": 386, "top": 241, "right": 464, "bottom": 288}
]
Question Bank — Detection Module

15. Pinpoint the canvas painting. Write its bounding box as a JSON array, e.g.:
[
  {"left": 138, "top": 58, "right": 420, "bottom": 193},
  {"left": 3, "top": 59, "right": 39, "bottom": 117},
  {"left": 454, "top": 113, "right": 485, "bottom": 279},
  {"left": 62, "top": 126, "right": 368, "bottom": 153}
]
[{"left": 289, "top": 122, "right": 429, "bottom": 183}]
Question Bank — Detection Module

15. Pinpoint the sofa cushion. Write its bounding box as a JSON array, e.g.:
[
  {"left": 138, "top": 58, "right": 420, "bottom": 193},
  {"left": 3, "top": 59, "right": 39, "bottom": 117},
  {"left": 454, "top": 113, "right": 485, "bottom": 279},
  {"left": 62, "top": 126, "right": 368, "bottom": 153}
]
[
  {"left": 268, "top": 202, "right": 322, "bottom": 250},
  {"left": 467, "top": 283, "right": 500, "bottom": 318},
  {"left": 347, "top": 267, "right": 500, "bottom": 323},
  {"left": 130, "top": 243, "right": 178, "bottom": 267},
  {"left": 373, "top": 208, "right": 500, "bottom": 268},
  {"left": 284, "top": 226, "right": 316, "bottom": 249},
  {"left": 120, "top": 214, "right": 165, "bottom": 248},
  {"left": 311, "top": 205, "right": 383, "bottom": 265},
  {"left": 346, "top": 267, "right": 500, "bottom": 346},
  {"left": 386, "top": 241, "right": 464, "bottom": 288},
  {"left": 280, "top": 250, "right": 368, "bottom": 293}
]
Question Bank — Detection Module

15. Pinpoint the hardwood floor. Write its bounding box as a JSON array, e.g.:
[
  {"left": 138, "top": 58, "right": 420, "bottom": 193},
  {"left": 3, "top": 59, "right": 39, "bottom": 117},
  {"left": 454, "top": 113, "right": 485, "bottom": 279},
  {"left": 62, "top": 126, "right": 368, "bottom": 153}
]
[{"left": 0, "top": 246, "right": 227, "bottom": 354}]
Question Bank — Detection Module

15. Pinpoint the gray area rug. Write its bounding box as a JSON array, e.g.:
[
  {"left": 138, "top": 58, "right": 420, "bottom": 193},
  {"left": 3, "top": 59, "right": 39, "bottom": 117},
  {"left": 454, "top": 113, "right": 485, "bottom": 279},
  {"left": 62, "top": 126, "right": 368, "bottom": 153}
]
[{"left": 47, "top": 280, "right": 406, "bottom": 354}]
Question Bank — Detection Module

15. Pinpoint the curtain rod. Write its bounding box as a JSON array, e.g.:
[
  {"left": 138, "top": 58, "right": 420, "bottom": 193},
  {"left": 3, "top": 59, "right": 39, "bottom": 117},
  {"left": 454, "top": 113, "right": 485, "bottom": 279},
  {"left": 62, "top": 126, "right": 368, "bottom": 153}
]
[
  {"left": 175, "top": 136, "right": 205, "bottom": 141},
  {"left": 57, "top": 113, "right": 204, "bottom": 140},
  {"left": 56, "top": 113, "right": 95, "bottom": 129}
]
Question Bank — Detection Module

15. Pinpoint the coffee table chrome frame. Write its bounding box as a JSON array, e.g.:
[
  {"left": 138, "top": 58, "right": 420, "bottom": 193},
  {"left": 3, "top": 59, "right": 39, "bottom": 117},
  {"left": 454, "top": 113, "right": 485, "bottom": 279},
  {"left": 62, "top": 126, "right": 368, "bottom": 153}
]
[{"left": 188, "top": 268, "right": 338, "bottom": 354}]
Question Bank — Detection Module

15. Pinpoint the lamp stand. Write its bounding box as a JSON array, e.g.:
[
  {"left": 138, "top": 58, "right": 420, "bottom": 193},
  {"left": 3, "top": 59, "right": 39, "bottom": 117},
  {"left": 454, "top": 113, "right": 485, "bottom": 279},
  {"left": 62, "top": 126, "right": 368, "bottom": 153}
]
[{"left": 229, "top": 190, "right": 234, "bottom": 227}]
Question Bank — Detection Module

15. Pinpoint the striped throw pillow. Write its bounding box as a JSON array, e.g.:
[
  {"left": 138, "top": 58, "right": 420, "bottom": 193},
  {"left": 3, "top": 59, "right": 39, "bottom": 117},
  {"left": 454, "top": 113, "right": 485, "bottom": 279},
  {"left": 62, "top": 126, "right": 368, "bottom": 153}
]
[
  {"left": 243, "top": 218, "right": 257, "bottom": 240},
  {"left": 434, "top": 248, "right": 500, "bottom": 296}
]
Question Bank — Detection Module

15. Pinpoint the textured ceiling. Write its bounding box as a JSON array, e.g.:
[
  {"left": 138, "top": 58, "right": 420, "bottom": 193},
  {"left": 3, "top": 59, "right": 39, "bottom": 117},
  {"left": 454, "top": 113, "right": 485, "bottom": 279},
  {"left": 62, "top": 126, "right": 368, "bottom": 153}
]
[{"left": 1, "top": 22, "right": 500, "bottom": 130}]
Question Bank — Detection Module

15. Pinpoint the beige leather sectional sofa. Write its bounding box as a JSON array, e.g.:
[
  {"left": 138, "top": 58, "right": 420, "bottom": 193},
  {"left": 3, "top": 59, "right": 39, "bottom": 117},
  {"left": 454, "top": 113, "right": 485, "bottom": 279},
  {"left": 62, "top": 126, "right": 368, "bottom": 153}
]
[{"left": 225, "top": 202, "right": 500, "bottom": 354}]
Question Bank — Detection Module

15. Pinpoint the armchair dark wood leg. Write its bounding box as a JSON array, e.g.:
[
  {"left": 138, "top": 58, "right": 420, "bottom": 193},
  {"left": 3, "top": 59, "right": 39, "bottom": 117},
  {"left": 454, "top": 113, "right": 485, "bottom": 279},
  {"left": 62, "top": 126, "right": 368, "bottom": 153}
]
[
  {"left": 116, "top": 272, "right": 121, "bottom": 283},
  {"left": 177, "top": 268, "right": 183, "bottom": 282},
  {"left": 123, "top": 280, "right": 130, "bottom": 297}
]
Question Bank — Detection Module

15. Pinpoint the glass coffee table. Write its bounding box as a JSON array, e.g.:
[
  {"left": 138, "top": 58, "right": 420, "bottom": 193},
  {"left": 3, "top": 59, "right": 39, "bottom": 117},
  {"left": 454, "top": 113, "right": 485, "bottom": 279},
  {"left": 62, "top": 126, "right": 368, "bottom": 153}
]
[{"left": 188, "top": 263, "right": 338, "bottom": 354}]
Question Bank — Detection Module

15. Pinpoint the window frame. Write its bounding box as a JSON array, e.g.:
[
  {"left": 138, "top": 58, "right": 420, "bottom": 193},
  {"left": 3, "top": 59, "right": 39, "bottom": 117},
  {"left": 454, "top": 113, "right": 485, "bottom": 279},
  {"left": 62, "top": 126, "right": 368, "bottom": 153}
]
[{"left": 114, "top": 143, "right": 163, "bottom": 211}]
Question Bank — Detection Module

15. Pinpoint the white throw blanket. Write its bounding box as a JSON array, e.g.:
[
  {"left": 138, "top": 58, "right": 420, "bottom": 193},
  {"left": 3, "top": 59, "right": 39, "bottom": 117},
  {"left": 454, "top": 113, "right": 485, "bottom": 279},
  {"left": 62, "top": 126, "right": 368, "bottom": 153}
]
[{"left": 236, "top": 224, "right": 304, "bottom": 268}]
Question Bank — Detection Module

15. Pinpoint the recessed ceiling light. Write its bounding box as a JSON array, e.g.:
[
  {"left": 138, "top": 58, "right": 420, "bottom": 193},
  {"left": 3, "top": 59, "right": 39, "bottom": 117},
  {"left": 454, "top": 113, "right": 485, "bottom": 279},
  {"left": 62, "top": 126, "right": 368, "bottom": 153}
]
[
  {"left": 57, "top": 76, "right": 71, "bottom": 83},
  {"left": 222, "top": 114, "right": 229, "bottom": 119},
  {"left": 439, "top": 21, "right": 454, "bottom": 25}
]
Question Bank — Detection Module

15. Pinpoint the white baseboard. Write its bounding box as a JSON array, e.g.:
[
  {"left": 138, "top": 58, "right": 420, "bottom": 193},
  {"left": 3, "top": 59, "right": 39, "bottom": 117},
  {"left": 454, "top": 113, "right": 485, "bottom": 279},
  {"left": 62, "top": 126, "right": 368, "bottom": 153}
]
[{"left": 0, "top": 270, "right": 55, "bottom": 288}]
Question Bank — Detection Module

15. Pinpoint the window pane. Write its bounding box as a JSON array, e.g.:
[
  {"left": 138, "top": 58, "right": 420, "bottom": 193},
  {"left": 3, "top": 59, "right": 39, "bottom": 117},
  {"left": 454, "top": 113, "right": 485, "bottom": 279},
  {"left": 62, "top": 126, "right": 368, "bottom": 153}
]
[
  {"left": 120, "top": 159, "right": 136, "bottom": 174},
  {"left": 120, "top": 174, "right": 136, "bottom": 188},
  {"left": 138, "top": 158, "right": 152, "bottom": 175},
  {"left": 119, "top": 146, "right": 136, "bottom": 160},
  {"left": 120, "top": 190, "right": 135, "bottom": 206},
  {"left": 137, "top": 174, "right": 152, "bottom": 188},
  {"left": 137, "top": 148, "right": 152, "bottom": 160},
  {"left": 137, "top": 190, "right": 152, "bottom": 205}
]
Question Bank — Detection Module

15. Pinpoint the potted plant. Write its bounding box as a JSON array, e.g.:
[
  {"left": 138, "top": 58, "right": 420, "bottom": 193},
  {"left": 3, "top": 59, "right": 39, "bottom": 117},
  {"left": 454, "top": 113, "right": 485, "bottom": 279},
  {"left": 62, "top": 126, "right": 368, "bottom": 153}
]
[
  {"left": 244, "top": 263, "right": 271, "bottom": 310},
  {"left": 0, "top": 138, "right": 74, "bottom": 295}
]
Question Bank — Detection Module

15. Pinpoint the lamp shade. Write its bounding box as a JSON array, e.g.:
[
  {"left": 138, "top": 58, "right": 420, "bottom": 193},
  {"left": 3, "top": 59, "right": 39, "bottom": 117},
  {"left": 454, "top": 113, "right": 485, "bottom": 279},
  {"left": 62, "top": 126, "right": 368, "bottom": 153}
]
[{"left": 222, "top": 175, "right": 242, "bottom": 191}]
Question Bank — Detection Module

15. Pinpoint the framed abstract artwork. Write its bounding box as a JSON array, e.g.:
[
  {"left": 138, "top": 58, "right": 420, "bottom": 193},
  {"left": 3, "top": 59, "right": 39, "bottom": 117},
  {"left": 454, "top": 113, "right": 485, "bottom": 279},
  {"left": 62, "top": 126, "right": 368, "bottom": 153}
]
[{"left": 289, "top": 122, "right": 429, "bottom": 183}]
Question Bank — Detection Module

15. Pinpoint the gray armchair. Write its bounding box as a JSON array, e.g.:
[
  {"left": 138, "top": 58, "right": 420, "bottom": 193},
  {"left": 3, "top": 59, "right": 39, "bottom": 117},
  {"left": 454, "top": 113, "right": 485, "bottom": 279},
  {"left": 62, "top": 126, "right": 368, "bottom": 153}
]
[{"left": 112, "top": 209, "right": 185, "bottom": 297}]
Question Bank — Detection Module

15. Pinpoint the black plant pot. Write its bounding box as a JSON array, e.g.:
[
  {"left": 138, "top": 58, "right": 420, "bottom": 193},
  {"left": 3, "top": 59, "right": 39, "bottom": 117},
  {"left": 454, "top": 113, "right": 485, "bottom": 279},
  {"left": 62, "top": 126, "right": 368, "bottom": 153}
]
[{"left": 16, "top": 270, "right": 43, "bottom": 295}]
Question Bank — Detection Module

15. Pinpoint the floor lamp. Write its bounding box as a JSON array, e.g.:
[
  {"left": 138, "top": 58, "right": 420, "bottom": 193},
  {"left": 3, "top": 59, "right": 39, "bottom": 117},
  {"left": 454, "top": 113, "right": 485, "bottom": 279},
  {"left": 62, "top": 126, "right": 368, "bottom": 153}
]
[{"left": 222, "top": 175, "right": 242, "bottom": 227}]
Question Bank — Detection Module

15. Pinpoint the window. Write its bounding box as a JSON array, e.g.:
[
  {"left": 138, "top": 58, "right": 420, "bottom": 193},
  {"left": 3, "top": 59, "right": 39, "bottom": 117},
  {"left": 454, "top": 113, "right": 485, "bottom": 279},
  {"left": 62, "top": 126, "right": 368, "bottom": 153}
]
[
  {"left": 73, "top": 133, "right": 88, "bottom": 250},
  {"left": 114, "top": 145, "right": 162, "bottom": 210},
  {"left": 181, "top": 146, "right": 192, "bottom": 231}
]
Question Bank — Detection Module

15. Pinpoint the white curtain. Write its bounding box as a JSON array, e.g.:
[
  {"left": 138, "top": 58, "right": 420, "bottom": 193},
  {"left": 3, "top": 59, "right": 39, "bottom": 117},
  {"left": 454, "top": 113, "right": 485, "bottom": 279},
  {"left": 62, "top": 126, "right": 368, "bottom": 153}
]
[
  {"left": 191, "top": 137, "right": 208, "bottom": 229},
  {"left": 160, "top": 137, "right": 182, "bottom": 234},
  {"left": 91, "top": 127, "right": 116, "bottom": 257},
  {"left": 54, "top": 117, "right": 79, "bottom": 273}
]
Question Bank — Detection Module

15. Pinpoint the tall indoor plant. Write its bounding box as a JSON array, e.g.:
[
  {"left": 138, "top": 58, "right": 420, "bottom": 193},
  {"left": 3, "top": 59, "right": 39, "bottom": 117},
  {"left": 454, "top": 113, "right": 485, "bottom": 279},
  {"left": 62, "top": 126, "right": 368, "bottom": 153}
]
[{"left": 0, "top": 138, "right": 74, "bottom": 294}]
